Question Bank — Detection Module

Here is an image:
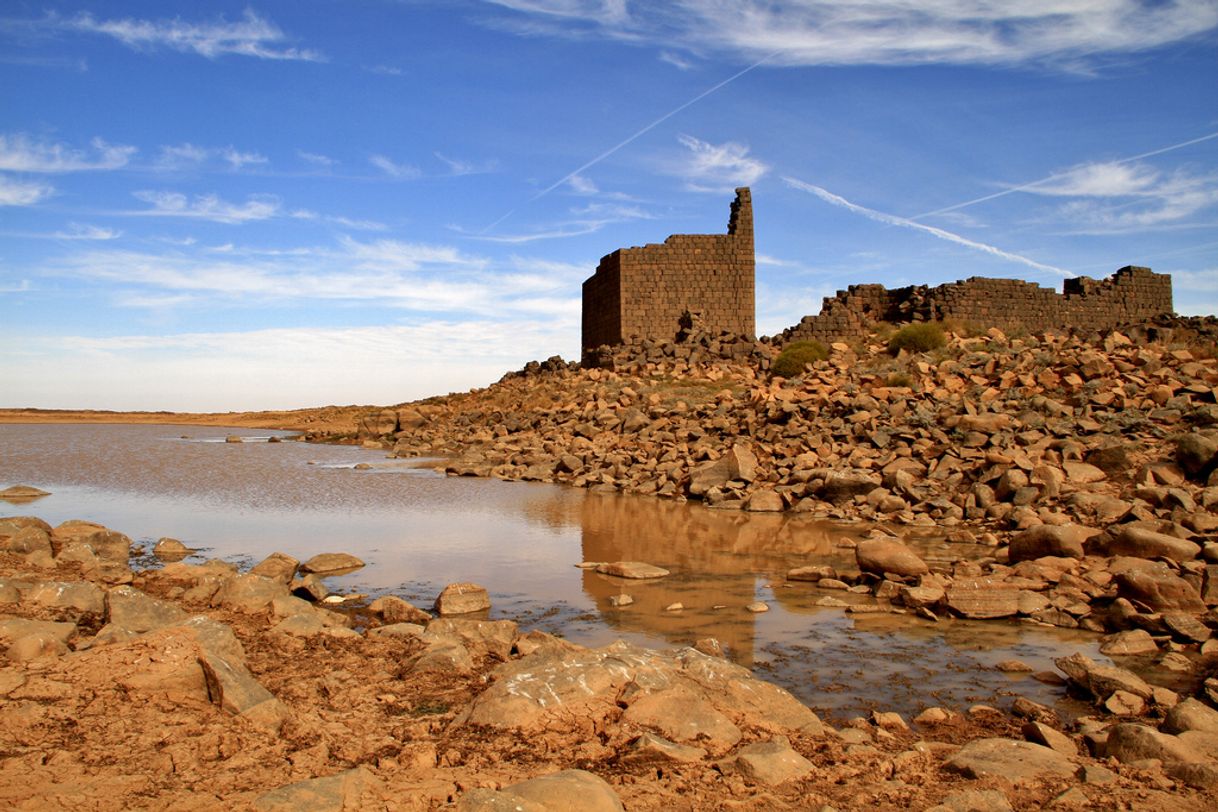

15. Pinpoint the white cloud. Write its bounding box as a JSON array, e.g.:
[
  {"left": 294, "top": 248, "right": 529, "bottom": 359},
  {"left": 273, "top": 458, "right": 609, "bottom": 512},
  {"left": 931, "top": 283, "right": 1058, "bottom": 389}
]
[
  {"left": 0, "top": 280, "right": 32, "bottom": 293},
  {"left": 0, "top": 174, "right": 54, "bottom": 205},
  {"left": 130, "top": 190, "right": 281, "bottom": 223},
  {"left": 221, "top": 147, "right": 268, "bottom": 170},
  {"left": 156, "top": 142, "right": 209, "bottom": 169},
  {"left": 1018, "top": 161, "right": 1218, "bottom": 231},
  {"left": 481, "top": 1, "right": 1218, "bottom": 68},
  {"left": 566, "top": 173, "right": 598, "bottom": 194},
  {"left": 297, "top": 150, "right": 336, "bottom": 168},
  {"left": 369, "top": 154, "right": 421, "bottom": 179},
  {"left": 435, "top": 152, "right": 497, "bottom": 176},
  {"left": 52, "top": 223, "right": 121, "bottom": 240},
  {"left": 61, "top": 9, "right": 323, "bottom": 62},
  {"left": 674, "top": 134, "right": 768, "bottom": 192},
  {"left": 0, "top": 133, "right": 136, "bottom": 172},
  {"left": 290, "top": 210, "right": 386, "bottom": 231},
  {"left": 659, "top": 50, "right": 695, "bottom": 70}
]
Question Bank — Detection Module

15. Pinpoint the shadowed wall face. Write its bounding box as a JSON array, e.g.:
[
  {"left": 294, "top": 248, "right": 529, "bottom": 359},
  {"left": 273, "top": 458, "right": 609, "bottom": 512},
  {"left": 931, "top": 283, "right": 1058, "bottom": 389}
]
[{"left": 582, "top": 188, "right": 756, "bottom": 352}]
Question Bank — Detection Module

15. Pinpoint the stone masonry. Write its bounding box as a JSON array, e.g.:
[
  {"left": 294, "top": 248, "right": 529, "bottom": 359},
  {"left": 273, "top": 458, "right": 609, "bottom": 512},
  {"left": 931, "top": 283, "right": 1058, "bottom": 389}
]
[
  {"left": 582, "top": 188, "right": 755, "bottom": 359},
  {"left": 780, "top": 266, "right": 1173, "bottom": 345}
]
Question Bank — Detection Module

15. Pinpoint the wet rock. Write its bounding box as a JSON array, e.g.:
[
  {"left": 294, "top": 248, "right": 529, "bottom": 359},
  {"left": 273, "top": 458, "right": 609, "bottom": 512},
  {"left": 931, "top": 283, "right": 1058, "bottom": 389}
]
[
  {"left": 717, "top": 736, "right": 815, "bottom": 786},
  {"left": 152, "top": 538, "right": 193, "bottom": 560},
  {"left": 787, "top": 565, "right": 836, "bottom": 582},
  {"left": 254, "top": 766, "right": 384, "bottom": 812},
  {"left": 595, "top": 561, "right": 670, "bottom": 579},
  {"left": 1105, "top": 526, "right": 1200, "bottom": 563},
  {"left": 456, "top": 769, "right": 624, "bottom": 812},
  {"left": 433, "top": 582, "right": 491, "bottom": 616},
  {"left": 1055, "top": 652, "right": 1152, "bottom": 702},
  {"left": 368, "top": 595, "right": 431, "bottom": 625},
  {"left": 225, "top": 435, "right": 243, "bottom": 443},
  {"left": 899, "top": 585, "right": 945, "bottom": 610},
  {"left": 1008, "top": 524, "right": 1096, "bottom": 563},
  {"left": 1115, "top": 568, "right": 1206, "bottom": 612},
  {"left": 855, "top": 538, "right": 928, "bottom": 578},
  {"left": 946, "top": 578, "right": 1021, "bottom": 619},
  {"left": 944, "top": 738, "right": 1075, "bottom": 781},
  {"left": 249, "top": 552, "right": 299, "bottom": 584},
  {"left": 299, "top": 552, "right": 365, "bottom": 575},
  {"left": 0, "top": 485, "right": 51, "bottom": 501},
  {"left": 608, "top": 594, "right": 634, "bottom": 607}
]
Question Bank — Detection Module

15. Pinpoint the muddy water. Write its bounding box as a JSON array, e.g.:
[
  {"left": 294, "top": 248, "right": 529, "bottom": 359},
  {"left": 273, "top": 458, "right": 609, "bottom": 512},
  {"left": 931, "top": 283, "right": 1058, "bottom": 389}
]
[{"left": 2, "top": 423, "right": 1110, "bottom": 720}]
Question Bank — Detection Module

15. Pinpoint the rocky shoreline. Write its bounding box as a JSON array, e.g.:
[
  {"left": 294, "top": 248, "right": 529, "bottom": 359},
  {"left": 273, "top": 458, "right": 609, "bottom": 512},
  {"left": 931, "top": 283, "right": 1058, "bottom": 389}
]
[{"left": 2, "top": 511, "right": 1218, "bottom": 810}]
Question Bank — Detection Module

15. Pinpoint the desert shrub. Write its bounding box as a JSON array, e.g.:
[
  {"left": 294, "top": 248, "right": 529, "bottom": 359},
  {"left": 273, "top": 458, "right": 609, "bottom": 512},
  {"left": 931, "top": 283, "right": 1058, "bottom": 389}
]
[
  {"left": 771, "top": 340, "right": 829, "bottom": 378},
  {"left": 886, "top": 372, "right": 915, "bottom": 388},
  {"left": 888, "top": 322, "right": 946, "bottom": 354}
]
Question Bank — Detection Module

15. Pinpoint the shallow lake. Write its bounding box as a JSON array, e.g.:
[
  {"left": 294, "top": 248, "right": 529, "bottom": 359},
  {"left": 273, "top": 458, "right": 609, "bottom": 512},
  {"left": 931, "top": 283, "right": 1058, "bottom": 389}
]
[{"left": 1, "top": 423, "right": 1113, "bottom": 721}]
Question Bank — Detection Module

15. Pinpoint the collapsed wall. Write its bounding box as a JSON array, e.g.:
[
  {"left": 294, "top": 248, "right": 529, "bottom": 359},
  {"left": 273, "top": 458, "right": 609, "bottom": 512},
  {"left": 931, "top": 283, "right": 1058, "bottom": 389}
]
[
  {"left": 581, "top": 188, "right": 755, "bottom": 359},
  {"left": 779, "top": 265, "right": 1173, "bottom": 344}
]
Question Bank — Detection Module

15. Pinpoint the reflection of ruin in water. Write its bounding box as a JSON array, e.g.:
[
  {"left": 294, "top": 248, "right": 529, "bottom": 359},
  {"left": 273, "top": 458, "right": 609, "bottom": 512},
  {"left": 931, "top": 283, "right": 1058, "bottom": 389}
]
[{"left": 576, "top": 491, "right": 871, "bottom": 666}]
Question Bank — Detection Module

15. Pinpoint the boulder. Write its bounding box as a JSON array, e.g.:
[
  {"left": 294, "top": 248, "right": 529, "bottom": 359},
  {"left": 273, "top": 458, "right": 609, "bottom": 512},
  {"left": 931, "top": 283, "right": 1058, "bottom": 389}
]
[
  {"left": 1115, "top": 568, "right": 1206, "bottom": 612},
  {"left": 423, "top": 618, "right": 518, "bottom": 659},
  {"left": 434, "top": 582, "right": 491, "bottom": 616},
  {"left": 152, "top": 538, "right": 193, "bottom": 560},
  {"left": 299, "top": 552, "right": 365, "bottom": 575},
  {"left": 622, "top": 688, "right": 742, "bottom": 753},
  {"left": 1102, "top": 722, "right": 1203, "bottom": 766},
  {"left": 1054, "top": 652, "right": 1153, "bottom": 702},
  {"left": 456, "top": 770, "right": 624, "bottom": 812},
  {"left": 944, "top": 738, "right": 1075, "bottom": 782},
  {"left": 212, "top": 574, "right": 289, "bottom": 613},
  {"left": 595, "top": 561, "right": 670, "bottom": 579},
  {"left": 688, "top": 444, "right": 757, "bottom": 496},
  {"left": 368, "top": 595, "right": 431, "bottom": 625},
  {"left": 1163, "top": 698, "right": 1218, "bottom": 735},
  {"left": 1177, "top": 433, "right": 1218, "bottom": 481},
  {"left": 717, "top": 737, "right": 814, "bottom": 786},
  {"left": 1099, "top": 629, "right": 1159, "bottom": 656},
  {"left": 249, "top": 552, "right": 299, "bottom": 584},
  {"left": 745, "top": 489, "right": 784, "bottom": 512},
  {"left": 50, "top": 520, "right": 131, "bottom": 563},
  {"left": 1008, "top": 524, "right": 1096, "bottom": 562},
  {"left": 1021, "top": 721, "right": 1076, "bottom": 756},
  {"left": 105, "top": 585, "right": 188, "bottom": 633},
  {"left": 855, "top": 538, "right": 928, "bottom": 578},
  {"left": 1106, "top": 526, "right": 1200, "bottom": 563},
  {"left": 25, "top": 580, "right": 105, "bottom": 616},
  {"left": 197, "top": 646, "right": 287, "bottom": 732},
  {"left": 926, "top": 790, "right": 1014, "bottom": 812}
]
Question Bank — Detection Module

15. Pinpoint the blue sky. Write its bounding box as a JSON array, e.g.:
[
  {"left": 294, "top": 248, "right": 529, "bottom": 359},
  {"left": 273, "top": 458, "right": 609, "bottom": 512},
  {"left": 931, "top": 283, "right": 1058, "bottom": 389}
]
[{"left": 2, "top": 1, "right": 1216, "bottom": 411}]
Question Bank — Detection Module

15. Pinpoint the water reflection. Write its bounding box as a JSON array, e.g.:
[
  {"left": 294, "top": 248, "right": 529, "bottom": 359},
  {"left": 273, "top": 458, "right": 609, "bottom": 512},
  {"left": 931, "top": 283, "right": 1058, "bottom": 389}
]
[{"left": 1, "top": 423, "right": 1109, "bottom": 719}]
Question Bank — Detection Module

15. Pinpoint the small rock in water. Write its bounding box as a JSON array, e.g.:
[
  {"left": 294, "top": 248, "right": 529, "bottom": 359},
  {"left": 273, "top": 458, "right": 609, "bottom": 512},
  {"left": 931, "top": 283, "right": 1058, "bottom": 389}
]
[
  {"left": 0, "top": 485, "right": 51, "bottom": 501},
  {"left": 225, "top": 435, "right": 243, "bottom": 443},
  {"left": 609, "top": 594, "right": 634, "bottom": 607},
  {"left": 575, "top": 561, "right": 601, "bottom": 569},
  {"left": 353, "top": 463, "right": 373, "bottom": 470},
  {"left": 665, "top": 602, "right": 684, "bottom": 612},
  {"left": 433, "top": 582, "right": 491, "bottom": 616},
  {"left": 300, "top": 552, "right": 365, "bottom": 575},
  {"left": 995, "top": 659, "right": 1034, "bottom": 673},
  {"left": 595, "top": 561, "right": 670, "bottom": 579},
  {"left": 745, "top": 601, "right": 769, "bottom": 613},
  {"left": 694, "top": 638, "right": 725, "bottom": 658},
  {"left": 153, "top": 537, "right": 193, "bottom": 560}
]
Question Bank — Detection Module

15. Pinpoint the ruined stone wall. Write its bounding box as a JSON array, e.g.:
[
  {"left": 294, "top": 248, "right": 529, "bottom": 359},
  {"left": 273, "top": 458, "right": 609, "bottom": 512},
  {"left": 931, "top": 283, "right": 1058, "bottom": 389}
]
[
  {"left": 582, "top": 188, "right": 755, "bottom": 355},
  {"left": 781, "top": 265, "right": 1173, "bottom": 344}
]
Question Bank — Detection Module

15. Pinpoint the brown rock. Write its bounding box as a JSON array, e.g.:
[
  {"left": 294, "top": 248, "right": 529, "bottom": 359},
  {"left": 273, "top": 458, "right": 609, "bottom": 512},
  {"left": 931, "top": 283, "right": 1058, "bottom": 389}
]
[
  {"left": 1008, "top": 524, "right": 1096, "bottom": 562},
  {"left": 944, "top": 738, "right": 1075, "bottom": 781},
  {"left": 596, "top": 561, "right": 670, "bottom": 579},
  {"left": 1106, "top": 526, "right": 1200, "bottom": 562},
  {"left": 946, "top": 578, "right": 1021, "bottom": 619},
  {"left": 434, "top": 582, "right": 491, "bottom": 616},
  {"left": 456, "top": 770, "right": 624, "bottom": 812},
  {"left": 249, "top": 552, "right": 299, "bottom": 584},
  {"left": 717, "top": 737, "right": 814, "bottom": 786},
  {"left": 299, "top": 552, "right": 365, "bottom": 575},
  {"left": 1115, "top": 567, "right": 1206, "bottom": 612},
  {"left": 855, "top": 537, "right": 928, "bottom": 578}
]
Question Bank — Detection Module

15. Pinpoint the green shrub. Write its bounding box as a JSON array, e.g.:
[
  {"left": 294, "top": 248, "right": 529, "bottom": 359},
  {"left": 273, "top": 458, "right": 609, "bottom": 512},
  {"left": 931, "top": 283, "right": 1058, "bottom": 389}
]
[
  {"left": 887, "top": 322, "right": 946, "bottom": 354},
  {"left": 772, "top": 340, "right": 829, "bottom": 377}
]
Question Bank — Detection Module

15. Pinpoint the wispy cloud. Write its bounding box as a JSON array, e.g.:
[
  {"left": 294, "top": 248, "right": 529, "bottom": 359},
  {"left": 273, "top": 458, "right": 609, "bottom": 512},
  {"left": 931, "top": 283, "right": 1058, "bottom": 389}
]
[
  {"left": 674, "top": 134, "right": 768, "bottom": 192},
  {"left": 435, "top": 152, "right": 497, "bottom": 176},
  {"left": 290, "top": 210, "right": 386, "bottom": 231},
  {"left": 369, "top": 154, "right": 421, "bottom": 179},
  {"left": 297, "top": 150, "right": 336, "bottom": 168},
  {"left": 52, "top": 223, "right": 121, "bottom": 240},
  {"left": 221, "top": 147, "right": 268, "bottom": 170},
  {"left": 481, "top": 1, "right": 1218, "bottom": 69},
  {"left": 59, "top": 9, "right": 323, "bottom": 62},
  {"left": 0, "top": 174, "right": 54, "bottom": 205},
  {"left": 566, "top": 173, "right": 598, "bottom": 194},
  {"left": 0, "top": 280, "right": 32, "bottom": 294},
  {"left": 130, "top": 190, "right": 281, "bottom": 223},
  {"left": 659, "top": 50, "right": 695, "bottom": 70},
  {"left": 784, "top": 176, "right": 1072, "bottom": 278},
  {"left": 156, "top": 142, "right": 209, "bottom": 170},
  {"left": 0, "top": 133, "right": 136, "bottom": 172}
]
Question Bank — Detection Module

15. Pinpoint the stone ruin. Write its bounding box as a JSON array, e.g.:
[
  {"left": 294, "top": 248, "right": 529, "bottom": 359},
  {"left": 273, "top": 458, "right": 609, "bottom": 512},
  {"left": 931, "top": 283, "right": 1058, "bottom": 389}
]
[
  {"left": 579, "top": 187, "right": 1175, "bottom": 363},
  {"left": 581, "top": 187, "right": 755, "bottom": 364},
  {"left": 779, "top": 266, "right": 1174, "bottom": 345}
]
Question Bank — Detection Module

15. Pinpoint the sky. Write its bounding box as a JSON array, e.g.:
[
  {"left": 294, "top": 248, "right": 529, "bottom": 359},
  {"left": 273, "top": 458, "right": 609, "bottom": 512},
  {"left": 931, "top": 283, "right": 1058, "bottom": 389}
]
[{"left": 2, "top": 1, "right": 1217, "bottom": 411}]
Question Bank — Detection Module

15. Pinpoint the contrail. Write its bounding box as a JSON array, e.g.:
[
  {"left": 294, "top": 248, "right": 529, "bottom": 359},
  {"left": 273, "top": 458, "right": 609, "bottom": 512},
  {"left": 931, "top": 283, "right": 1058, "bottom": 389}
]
[
  {"left": 912, "top": 130, "right": 1218, "bottom": 220},
  {"left": 784, "top": 175, "right": 1073, "bottom": 278},
  {"left": 481, "top": 53, "right": 777, "bottom": 234}
]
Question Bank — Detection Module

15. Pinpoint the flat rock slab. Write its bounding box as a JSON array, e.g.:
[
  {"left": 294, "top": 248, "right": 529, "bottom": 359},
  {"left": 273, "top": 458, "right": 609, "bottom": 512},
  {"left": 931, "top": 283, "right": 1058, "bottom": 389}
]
[
  {"left": 945, "top": 737, "right": 1075, "bottom": 782},
  {"left": 456, "top": 769, "right": 624, "bottom": 812},
  {"left": 595, "top": 561, "right": 670, "bottom": 579},
  {"left": 254, "top": 766, "right": 384, "bottom": 812},
  {"left": 946, "top": 578, "right": 1021, "bottom": 619},
  {"left": 299, "top": 552, "right": 365, "bottom": 575}
]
